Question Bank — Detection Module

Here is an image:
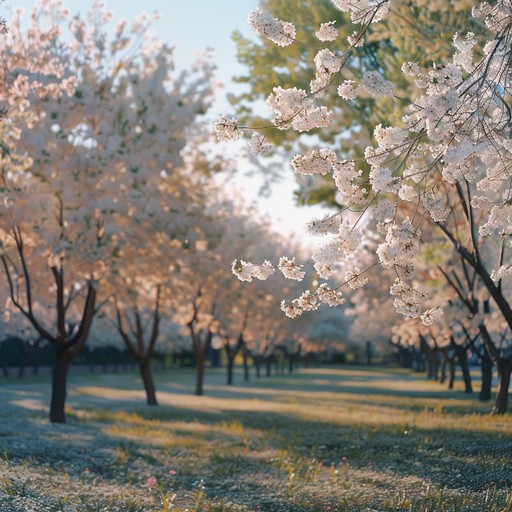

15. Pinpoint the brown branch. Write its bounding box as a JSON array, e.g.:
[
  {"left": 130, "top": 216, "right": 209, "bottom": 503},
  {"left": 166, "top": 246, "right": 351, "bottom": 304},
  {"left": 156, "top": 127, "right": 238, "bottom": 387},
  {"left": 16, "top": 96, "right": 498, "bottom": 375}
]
[
  {"left": 115, "top": 298, "right": 140, "bottom": 361},
  {"left": 51, "top": 265, "right": 66, "bottom": 340},
  {"left": 68, "top": 281, "right": 97, "bottom": 358},
  {"left": 146, "top": 285, "right": 161, "bottom": 360},
  {"left": 1, "top": 247, "right": 54, "bottom": 342}
]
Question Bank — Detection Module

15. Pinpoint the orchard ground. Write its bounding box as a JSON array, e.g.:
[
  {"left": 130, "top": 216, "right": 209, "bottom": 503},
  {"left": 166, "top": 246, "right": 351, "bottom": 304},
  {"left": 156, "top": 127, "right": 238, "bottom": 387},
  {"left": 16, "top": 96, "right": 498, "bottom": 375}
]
[{"left": 0, "top": 366, "right": 511, "bottom": 512}]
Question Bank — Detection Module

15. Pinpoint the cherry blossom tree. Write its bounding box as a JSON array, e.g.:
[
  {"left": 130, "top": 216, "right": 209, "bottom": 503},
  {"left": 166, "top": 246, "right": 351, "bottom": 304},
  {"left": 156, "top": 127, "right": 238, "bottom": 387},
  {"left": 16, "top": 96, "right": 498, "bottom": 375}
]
[
  {"left": 219, "top": 1, "right": 512, "bottom": 413},
  {"left": 0, "top": 1, "right": 214, "bottom": 422},
  {"left": 103, "top": 141, "right": 218, "bottom": 405}
]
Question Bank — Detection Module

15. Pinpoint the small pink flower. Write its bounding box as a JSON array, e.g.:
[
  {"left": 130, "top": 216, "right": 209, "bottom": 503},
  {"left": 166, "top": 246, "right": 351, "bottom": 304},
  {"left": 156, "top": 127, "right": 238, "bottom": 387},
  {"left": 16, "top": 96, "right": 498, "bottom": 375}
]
[
  {"left": 169, "top": 469, "right": 177, "bottom": 476},
  {"left": 146, "top": 476, "right": 157, "bottom": 487}
]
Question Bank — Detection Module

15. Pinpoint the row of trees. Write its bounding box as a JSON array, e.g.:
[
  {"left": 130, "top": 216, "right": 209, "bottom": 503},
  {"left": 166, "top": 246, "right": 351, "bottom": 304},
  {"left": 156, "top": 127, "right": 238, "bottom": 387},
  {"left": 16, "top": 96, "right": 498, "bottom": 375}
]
[
  {"left": 0, "top": 1, "right": 333, "bottom": 422},
  {"left": 221, "top": 0, "right": 512, "bottom": 414}
]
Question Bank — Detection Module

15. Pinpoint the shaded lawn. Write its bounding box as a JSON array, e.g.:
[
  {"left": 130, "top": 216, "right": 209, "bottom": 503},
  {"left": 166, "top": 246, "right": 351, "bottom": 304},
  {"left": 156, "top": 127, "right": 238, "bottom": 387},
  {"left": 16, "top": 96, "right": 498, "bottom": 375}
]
[{"left": 0, "top": 365, "right": 511, "bottom": 511}]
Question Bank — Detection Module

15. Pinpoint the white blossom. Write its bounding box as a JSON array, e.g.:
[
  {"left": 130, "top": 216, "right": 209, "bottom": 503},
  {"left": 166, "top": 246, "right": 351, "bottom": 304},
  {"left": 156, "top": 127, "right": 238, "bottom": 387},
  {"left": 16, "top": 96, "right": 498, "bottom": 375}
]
[
  {"left": 420, "top": 307, "right": 444, "bottom": 326},
  {"left": 214, "top": 115, "right": 243, "bottom": 141},
  {"left": 332, "top": 160, "right": 367, "bottom": 205},
  {"left": 314, "top": 49, "right": 342, "bottom": 75},
  {"left": 423, "top": 190, "right": 449, "bottom": 222},
  {"left": 280, "top": 299, "right": 303, "bottom": 318},
  {"left": 317, "top": 283, "right": 345, "bottom": 306},
  {"left": 345, "top": 268, "right": 368, "bottom": 289},
  {"left": 248, "top": 8, "right": 296, "bottom": 47},
  {"left": 267, "top": 87, "right": 334, "bottom": 131},
  {"left": 347, "top": 30, "right": 365, "bottom": 47},
  {"left": 337, "top": 220, "right": 360, "bottom": 255},
  {"left": 373, "top": 199, "right": 396, "bottom": 223},
  {"left": 453, "top": 32, "right": 476, "bottom": 72},
  {"left": 305, "top": 214, "right": 341, "bottom": 236},
  {"left": 231, "top": 259, "right": 275, "bottom": 282},
  {"left": 361, "top": 71, "right": 393, "bottom": 97},
  {"left": 278, "top": 256, "right": 305, "bottom": 281},
  {"left": 331, "top": 0, "right": 390, "bottom": 25},
  {"left": 374, "top": 124, "right": 407, "bottom": 150},
  {"left": 293, "top": 290, "right": 321, "bottom": 311},
  {"left": 480, "top": 204, "right": 512, "bottom": 237},
  {"left": 398, "top": 184, "right": 416, "bottom": 202},
  {"left": 377, "top": 218, "right": 420, "bottom": 269},
  {"left": 315, "top": 21, "right": 338, "bottom": 42},
  {"left": 491, "top": 264, "right": 512, "bottom": 282},
  {"left": 249, "top": 132, "right": 273, "bottom": 155},
  {"left": 390, "top": 279, "right": 428, "bottom": 318},
  {"left": 369, "top": 166, "right": 399, "bottom": 194},
  {"left": 401, "top": 61, "right": 421, "bottom": 77},
  {"left": 291, "top": 148, "right": 336, "bottom": 175},
  {"left": 337, "top": 80, "right": 359, "bottom": 100}
]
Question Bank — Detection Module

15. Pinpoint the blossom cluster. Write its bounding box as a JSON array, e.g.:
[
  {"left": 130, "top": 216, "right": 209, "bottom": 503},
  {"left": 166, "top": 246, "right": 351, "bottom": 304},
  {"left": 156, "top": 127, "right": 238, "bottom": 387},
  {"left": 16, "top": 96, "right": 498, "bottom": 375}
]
[
  {"left": 214, "top": 115, "right": 243, "bottom": 142},
  {"left": 266, "top": 86, "right": 334, "bottom": 132},
  {"left": 331, "top": 0, "right": 391, "bottom": 26},
  {"left": 280, "top": 283, "right": 345, "bottom": 318},
  {"left": 248, "top": 7, "right": 295, "bottom": 47}
]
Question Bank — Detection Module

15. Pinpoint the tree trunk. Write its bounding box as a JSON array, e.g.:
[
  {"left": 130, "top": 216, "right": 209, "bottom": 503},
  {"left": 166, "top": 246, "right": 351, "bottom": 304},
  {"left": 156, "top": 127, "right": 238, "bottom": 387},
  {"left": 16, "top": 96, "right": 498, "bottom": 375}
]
[
  {"left": 439, "top": 352, "right": 447, "bottom": 384},
  {"left": 411, "top": 347, "right": 423, "bottom": 372},
  {"left": 227, "top": 357, "right": 235, "bottom": 385},
  {"left": 32, "top": 338, "right": 42, "bottom": 375},
  {"left": 16, "top": 340, "right": 28, "bottom": 379},
  {"left": 242, "top": 349, "right": 250, "bottom": 381},
  {"left": 50, "top": 346, "right": 71, "bottom": 424},
  {"left": 448, "top": 359, "right": 455, "bottom": 389},
  {"left": 254, "top": 357, "right": 261, "bottom": 378},
  {"left": 425, "top": 355, "right": 432, "bottom": 378},
  {"left": 454, "top": 345, "right": 473, "bottom": 393},
  {"left": 139, "top": 360, "right": 158, "bottom": 406},
  {"left": 195, "top": 354, "right": 205, "bottom": 396},
  {"left": 288, "top": 354, "right": 294, "bottom": 374},
  {"left": 432, "top": 351, "right": 440, "bottom": 381},
  {"left": 479, "top": 355, "right": 493, "bottom": 402},
  {"left": 366, "top": 341, "right": 372, "bottom": 366},
  {"left": 266, "top": 356, "right": 272, "bottom": 377},
  {"left": 493, "top": 359, "right": 512, "bottom": 415}
]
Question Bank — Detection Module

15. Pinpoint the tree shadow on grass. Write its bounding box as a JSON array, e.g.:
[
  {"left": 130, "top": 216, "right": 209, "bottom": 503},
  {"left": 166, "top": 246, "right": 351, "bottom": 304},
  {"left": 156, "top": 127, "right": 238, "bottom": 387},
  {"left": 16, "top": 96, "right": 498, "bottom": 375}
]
[{"left": 0, "top": 366, "right": 510, "bottom": 511}]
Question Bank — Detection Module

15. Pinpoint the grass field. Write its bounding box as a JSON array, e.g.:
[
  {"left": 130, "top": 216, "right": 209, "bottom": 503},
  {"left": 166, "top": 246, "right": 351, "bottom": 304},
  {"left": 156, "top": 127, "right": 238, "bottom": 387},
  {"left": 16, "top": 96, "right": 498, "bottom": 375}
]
[{"left": 0, "top": 365, "right": 511, "bottom": 511}]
